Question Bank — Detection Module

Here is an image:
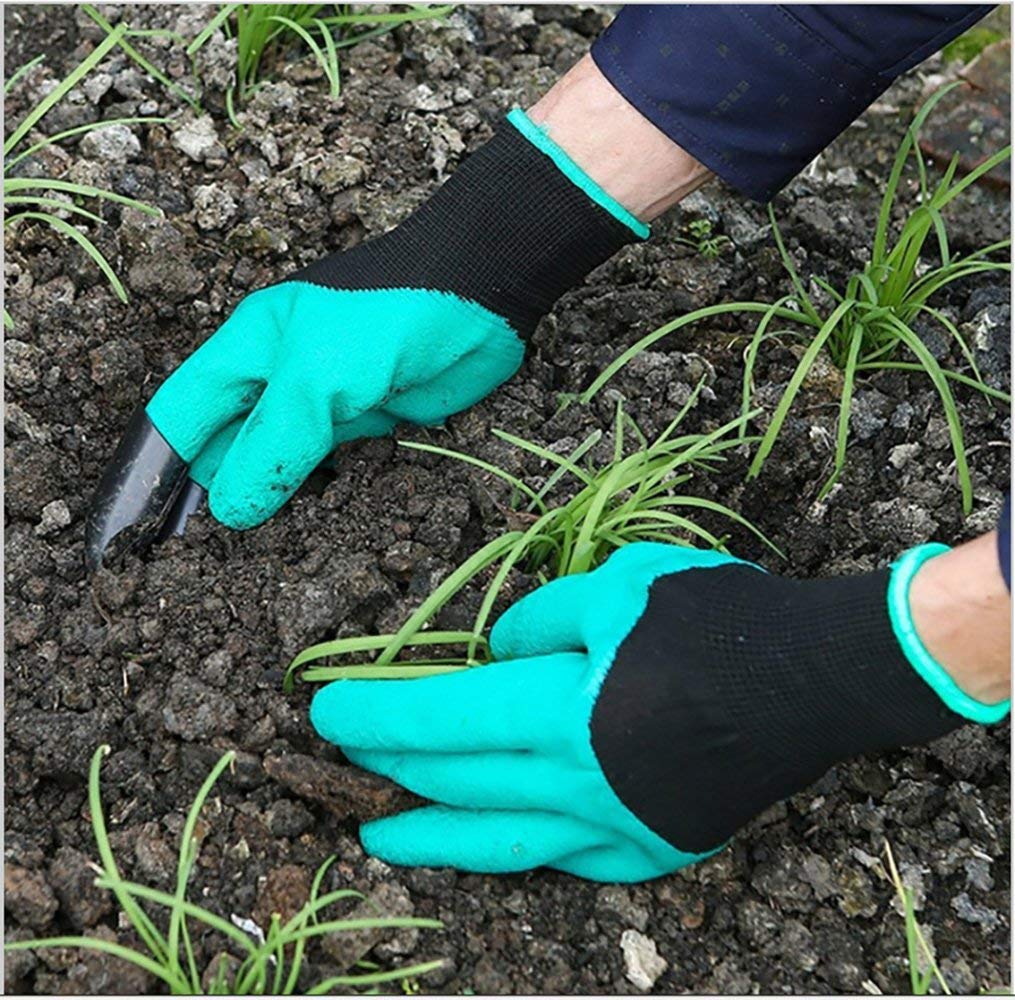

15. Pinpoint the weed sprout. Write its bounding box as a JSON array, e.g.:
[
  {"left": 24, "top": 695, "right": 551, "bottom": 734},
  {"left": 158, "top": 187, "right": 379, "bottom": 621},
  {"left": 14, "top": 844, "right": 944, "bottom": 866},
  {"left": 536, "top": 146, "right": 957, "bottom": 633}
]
[
  {"left": 583, "top": 84, "right": 1011, "bottom": 512},
  {"left": 286, "top": 382, "right": 779, "bottom": 686},
  {"left": 4, "top": 747, "right": 443, "bottom": 995}
]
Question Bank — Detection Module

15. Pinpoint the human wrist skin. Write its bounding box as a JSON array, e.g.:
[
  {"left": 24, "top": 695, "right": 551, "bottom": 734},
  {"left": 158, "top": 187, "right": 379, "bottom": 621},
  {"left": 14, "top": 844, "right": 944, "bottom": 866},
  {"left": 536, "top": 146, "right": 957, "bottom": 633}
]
[
  {"left": 906, "top": 534, "right": 1012, "bottom": 707},
  {"left": 528, "top": 54, "right": 713, "bottom": 223}
]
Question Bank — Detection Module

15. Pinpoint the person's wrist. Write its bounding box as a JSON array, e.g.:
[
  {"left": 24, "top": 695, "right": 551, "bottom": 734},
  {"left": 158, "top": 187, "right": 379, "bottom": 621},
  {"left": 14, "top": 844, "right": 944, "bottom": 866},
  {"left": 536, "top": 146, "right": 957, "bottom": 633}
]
[
  {"left": 527, "top": 54, "right": 712, "bottom": 222},
  {"left": 905, "top": 535, "right": 1011, "bottom": 709}
]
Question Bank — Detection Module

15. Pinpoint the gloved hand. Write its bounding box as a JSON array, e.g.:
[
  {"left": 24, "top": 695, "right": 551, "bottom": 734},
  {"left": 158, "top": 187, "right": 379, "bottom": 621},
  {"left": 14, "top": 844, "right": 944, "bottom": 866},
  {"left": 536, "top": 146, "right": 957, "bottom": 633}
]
[
  {"left": 85, "top": 110, "right": 647, "bottom": 566},
  {"left": 311, "top": 541, "right": 1009, "bottom": 883}
]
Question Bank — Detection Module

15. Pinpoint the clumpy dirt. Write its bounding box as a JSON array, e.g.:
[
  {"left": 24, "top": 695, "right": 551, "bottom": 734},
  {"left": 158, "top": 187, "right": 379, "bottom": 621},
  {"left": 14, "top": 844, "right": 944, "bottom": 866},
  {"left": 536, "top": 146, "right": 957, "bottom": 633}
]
[{"left": 4, "top": 4, "right": 1011, "bottom": 994}]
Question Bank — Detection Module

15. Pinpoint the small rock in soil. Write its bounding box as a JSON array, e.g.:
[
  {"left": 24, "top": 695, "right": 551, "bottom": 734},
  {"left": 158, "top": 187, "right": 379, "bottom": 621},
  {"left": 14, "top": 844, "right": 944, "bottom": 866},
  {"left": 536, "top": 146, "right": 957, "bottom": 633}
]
[
  {"left": 35, "top": 499, "right": 71, "bottom": 537},
  {"left": 80, "top": 123, "right": 140, "bottom": 163},
  {"left": 171, "top": 114, "right": 221, "bottom": 162},
  {"left": 57, "top": 926, "right": 155, "bottom": 995},
  {"left": 620, "top": 929, "right": 667, "bottom": 990},
  {"left": 320, "top": 881, "right": 415, "bottom": 969},
  {"left": 951, "top": 890, "right": 1000, "bottom": 931},
  {"left": 162, "top": 675, "right": 239, "bottom": 740},
  {"left": 48, "top": 847, "right": 113, "bottom": 931},
  {"left": 253, "top": 863, "right": 312, "bottom": 928},
  {"left": 263, "top": 752, "right": 419, "bottom": 821},
  {"left": 4, "top": 865, "right": 58, "bottom": 929}
]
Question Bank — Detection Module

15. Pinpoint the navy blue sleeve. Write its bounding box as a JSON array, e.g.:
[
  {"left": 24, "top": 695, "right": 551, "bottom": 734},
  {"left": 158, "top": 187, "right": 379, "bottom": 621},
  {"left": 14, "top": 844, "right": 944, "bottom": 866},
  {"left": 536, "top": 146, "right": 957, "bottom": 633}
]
[
  {"left": 999, "top": 493, "right": 1011, "bottom": 591},
  {"left": 591, "top": 5, "right": 993, "bottom": 202}
]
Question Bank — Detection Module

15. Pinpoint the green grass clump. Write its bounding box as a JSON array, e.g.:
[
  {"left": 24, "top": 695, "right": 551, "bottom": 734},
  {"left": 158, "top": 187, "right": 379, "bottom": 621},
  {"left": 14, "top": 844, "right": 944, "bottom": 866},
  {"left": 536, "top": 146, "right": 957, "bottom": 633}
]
[
  {"left": 3, "top": 27, "right": 165, "bottom": 330},
  {"left": 583, "top": 85, "right": 1011, "bottom": 513},
  {"left": 286, "top": 383, "right": 779, "bottom": 687},
  {"left": 188, "top": 4, "right": 455, "bottom": 108},
  {"left": 5, "top": 746, "right": 443, "bottom": 994}
]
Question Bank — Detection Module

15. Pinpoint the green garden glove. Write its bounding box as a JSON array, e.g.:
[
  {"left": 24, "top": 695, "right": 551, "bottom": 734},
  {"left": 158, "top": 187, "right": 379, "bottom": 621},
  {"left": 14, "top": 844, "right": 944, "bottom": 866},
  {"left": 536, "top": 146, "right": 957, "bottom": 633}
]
[
  {"left": 85, "top": 110, "right": 647, "bottom": 566},
  {"left": 311, "top": 541, "right": 1009, "bottom": 883}
]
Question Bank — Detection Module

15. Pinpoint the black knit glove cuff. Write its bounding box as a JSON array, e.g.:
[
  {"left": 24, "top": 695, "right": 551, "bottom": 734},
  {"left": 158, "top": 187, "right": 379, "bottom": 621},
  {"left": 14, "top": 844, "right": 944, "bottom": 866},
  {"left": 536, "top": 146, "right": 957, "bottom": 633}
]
[
  {"left": 293, "top": 109, "right": 647, "bottom": 338},
  {"left": 592, "top": 563, "right": 968, "bottom": 854}
]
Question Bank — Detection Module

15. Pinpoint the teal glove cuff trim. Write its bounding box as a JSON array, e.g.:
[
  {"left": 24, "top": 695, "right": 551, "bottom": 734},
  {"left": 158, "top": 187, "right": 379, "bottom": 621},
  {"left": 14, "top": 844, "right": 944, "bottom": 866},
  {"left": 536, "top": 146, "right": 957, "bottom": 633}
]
[
  {"left": 888, "top": 542, "right": 1011, "bottom": 725},
  {"left": 506, "top": 108, "right": 651, "bottom": 240}
]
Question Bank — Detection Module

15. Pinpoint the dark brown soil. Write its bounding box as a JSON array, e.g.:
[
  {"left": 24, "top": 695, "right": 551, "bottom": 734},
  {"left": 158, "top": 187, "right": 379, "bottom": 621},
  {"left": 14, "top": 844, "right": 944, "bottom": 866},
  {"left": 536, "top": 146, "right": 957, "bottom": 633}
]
[{"left": 4, "top": 4, "right": 1010, "bottom": 994}]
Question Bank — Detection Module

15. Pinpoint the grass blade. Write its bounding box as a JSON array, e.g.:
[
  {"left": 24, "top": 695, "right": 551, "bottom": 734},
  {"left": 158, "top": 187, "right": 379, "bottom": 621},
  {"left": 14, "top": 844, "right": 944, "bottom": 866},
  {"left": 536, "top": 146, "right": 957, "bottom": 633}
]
[
  {"left": 307, "top": 959, "right": 446, "bottom": 994},
  {"left": 399, "top": 439, "right": 545, "bottom": 511},
  {"left": 4, "top": 176, "right": 162, "bottom": 213},
  {"left": 81, "top": 4, "right": 199, "bottom": 110},
  {"left": 581, "top": 301, "right": 813, "bottom": 403},
  {"left": 4, "top": 53, "right": 45, "bottom": 94},
  {"left": 880, "top": 313, "right": 972, "bottom": 512},
  {"left": 819, "top": 321, "right": 864, "bottom": 499},
  {"left": 7, "top": 211, "right": 128, "bottom": 301},
  {"left": 748, "top": 298, "right": 857, "bottom": 479},
  {"left": 4, "top": 25, "right": 125, "bottom": 156},
  {"left": 187, "top": 3, "right": 240, "bottom": 55}
]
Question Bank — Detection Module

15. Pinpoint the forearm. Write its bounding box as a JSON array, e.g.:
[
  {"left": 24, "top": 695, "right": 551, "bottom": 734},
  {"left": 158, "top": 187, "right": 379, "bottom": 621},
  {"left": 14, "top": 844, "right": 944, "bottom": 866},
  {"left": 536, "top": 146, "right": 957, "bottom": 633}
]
[{"left": 528, "top": 5, "right": 993, "bottom": 219}]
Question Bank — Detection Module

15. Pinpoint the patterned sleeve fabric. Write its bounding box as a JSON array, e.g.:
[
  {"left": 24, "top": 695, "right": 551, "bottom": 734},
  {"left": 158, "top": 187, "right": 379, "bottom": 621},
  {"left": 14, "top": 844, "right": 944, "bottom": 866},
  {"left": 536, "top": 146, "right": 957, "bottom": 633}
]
[{"left": 591, "top": 4, "right": 994, "bottom": 202}]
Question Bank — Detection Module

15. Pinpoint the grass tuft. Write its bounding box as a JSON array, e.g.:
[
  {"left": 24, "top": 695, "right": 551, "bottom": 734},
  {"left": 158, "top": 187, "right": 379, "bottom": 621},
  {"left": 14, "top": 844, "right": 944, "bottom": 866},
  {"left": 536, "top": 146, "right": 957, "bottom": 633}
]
[
  {"left": 286, "top": 383, "right": 780, "bottom": 688},
  {"left": 582, "top": 85, "right": 1011, "bottom": 513},
  {"left": 189, "top": 4, "right": 455, "bottom": 106},
  {"left": 3, "top": 28, "right": 164, "bottom": 330},
  {"left": 4, "top": 746, "right": 443, "bottom": 995}
]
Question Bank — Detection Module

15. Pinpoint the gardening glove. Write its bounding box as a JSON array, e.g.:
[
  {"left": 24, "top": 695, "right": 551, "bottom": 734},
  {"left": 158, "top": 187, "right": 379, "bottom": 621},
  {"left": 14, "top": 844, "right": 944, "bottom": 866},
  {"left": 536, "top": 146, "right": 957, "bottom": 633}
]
[
  {"left": 85, "top": 109, "right": 648, "bottom": 568},
  {"left": 310, "top": 541, "right": 1009, "bottom": 883}
]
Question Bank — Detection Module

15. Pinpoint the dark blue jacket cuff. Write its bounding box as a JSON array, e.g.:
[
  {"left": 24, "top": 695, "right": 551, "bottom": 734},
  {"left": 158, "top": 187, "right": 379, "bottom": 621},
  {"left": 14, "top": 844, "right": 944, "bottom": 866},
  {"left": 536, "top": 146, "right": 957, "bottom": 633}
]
[
  {"left": 592, "top": 4, "right": 993, "bottom": 202},
  {"left": 999, "top": 493, "right": 1011, "bottom": 591}
]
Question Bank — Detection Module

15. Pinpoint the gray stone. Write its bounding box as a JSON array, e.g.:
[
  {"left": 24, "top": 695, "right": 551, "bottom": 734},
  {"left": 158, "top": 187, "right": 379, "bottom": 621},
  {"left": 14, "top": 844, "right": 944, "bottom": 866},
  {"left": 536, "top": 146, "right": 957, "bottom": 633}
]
[
  {"left": 82, "top": 72, "right": 113, "bottom": 104},
  {"left": 4, "top": 340, "right": 42, "bottom": 393},
  {"left": 162, "top": 675, "right": 239, "bottom": 739},
  {"left": 620, "top": 929, "right": 667, "bottom": 990},
  {"left": 951, "top": 891, "right": 999, "bottom": 931},
  {"left": 596, "top": 885, "right": 650, "bottom": 931},
  {"left": 80, "top": 123, "right": 140, "bottom": 163},
  {"left": 35, "top": 499, "right": 71, "bottom": 537},
  {"left": 171, "top": 114, "right": 220, "bottom": 162},
  {"left": 192, "top": 182, "right": 238, "bottom": 230},
  {"left": 888, "top": 442, "right": 922, "bottom": 468}
]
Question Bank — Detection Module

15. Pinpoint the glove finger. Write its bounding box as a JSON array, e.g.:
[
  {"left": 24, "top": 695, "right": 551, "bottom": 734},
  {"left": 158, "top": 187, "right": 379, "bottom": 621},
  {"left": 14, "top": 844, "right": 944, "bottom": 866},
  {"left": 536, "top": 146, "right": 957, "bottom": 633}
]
[
  {"left": 188, "top": 417, "right": 243, "bottom": 490},
  {"left": 551, "top": 842, "right": 675, "bottom": 883},
  {"left": 360, "top": 805, "right": 600, "bottom": 874},
  {"left": 343, "top": 746, "right": 578, "bottom": 812},
  {"left": 146, "top": 299, "right": 278, "bottom": 463},
  {"left": 331, "top": 410, "right": 398, "bottom": 447},
  {"left": 207, "top": 375, "right": 336, "bottom": 529},
  {"left": 310, "top": 653, "right": 586, "bottom": 753},
  {"left": 489, "top": 573, "right": 594, "bottom": 660}
]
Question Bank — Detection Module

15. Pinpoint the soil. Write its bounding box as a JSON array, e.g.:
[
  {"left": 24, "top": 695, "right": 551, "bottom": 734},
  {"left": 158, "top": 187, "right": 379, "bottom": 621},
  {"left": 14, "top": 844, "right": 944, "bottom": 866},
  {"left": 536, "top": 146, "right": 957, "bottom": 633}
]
[{"left": 4, "top": 4, "right": 1011, "bottom": 995}]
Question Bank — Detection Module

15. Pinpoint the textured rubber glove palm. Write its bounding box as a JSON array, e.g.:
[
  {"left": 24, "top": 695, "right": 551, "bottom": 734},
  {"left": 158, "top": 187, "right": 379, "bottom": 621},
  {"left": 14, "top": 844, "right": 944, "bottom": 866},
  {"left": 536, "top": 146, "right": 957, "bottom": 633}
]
[
  {"left": 311, "top": 541, "right": 1008, "bottom": 883},
  {"left": 143, "top": 110, "right": 644, "bottom": 530}
]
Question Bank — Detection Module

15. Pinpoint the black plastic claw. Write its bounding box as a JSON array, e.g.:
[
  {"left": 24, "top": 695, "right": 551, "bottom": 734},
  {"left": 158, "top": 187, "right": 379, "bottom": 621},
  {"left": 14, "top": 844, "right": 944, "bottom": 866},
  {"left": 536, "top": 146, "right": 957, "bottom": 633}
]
[
  {"left": 155, "top": 477, "right": 208, "bottom": 544},
  {"left": 85, "top": 404, "right": 192, "bottom": 570}
]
